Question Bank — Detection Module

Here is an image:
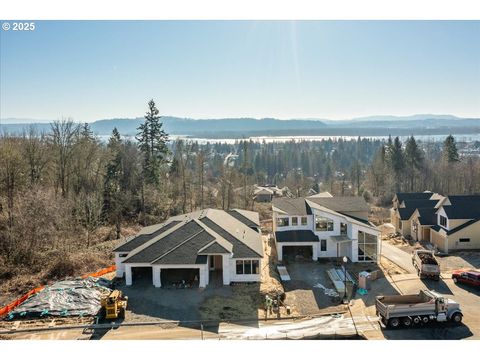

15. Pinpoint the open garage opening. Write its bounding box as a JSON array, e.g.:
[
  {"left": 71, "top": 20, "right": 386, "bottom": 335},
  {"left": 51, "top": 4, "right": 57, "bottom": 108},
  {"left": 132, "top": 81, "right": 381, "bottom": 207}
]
[
  {"left": 161, "top": 268, "right": 200, "bottom": 288},
  {"left": 282, "top": 245, "right": 313, "bottom": 262},
  {"left": 131, "top": 266, "right": 153, "bottom": 285}
]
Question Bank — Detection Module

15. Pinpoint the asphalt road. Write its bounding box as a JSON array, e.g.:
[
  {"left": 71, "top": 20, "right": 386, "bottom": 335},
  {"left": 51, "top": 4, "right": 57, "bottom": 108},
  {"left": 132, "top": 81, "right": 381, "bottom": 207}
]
[{"left": 381, "top": 242, "right": 416, "bottom": 273}]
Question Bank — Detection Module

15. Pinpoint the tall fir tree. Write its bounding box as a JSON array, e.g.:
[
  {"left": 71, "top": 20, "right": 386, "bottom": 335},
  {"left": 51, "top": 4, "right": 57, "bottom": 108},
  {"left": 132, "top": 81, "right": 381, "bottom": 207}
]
[
  {"left": 442, "top": 135, "right": 460, "bottom": 163},
  {"left": 136, "top": 99, "right": 169, "bottom": 185},
  {"left": 404, "top": 136, "right": 424, "bottom": 191}
]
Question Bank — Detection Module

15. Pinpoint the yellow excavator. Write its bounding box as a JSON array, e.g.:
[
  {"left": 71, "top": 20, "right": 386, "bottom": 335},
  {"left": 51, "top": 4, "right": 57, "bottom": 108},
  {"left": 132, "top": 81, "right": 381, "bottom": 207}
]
[{"left": 101, "top": 290, "right": 128, "bottom": 320}]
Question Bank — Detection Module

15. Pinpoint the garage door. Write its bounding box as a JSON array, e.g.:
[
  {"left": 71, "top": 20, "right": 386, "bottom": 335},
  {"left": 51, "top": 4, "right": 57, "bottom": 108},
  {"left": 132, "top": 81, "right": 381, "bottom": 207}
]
[
  {"left": 161, "top": 269, "right": 200, "bottom": 288},
  {"left": 282, "top": 245, "right": 313, "bottom": 261}
]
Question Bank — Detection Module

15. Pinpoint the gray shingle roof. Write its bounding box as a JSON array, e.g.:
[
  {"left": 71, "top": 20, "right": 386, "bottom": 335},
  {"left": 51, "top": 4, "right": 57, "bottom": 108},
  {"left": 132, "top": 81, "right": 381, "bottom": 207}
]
[
  {"left": 395, "top": 192, "right": 433, "bottom": 204},
  {"left": 227, "top": 209, "right": 260, "bottom": 229},
  {"left": 275, "top": 230, "right": 319, "bottom": 243},
  {"left": 120, "top": 209, "right": 263, "bottom": 265},
  {"left": 417, "top": 208, "right": 437, "bottom": 225},
  {"left": 308, "top": 196, "right": 370, "bottom": 213},
  {"left": 443, "top": 195, "right": 480, "bottom": 219},
  {"left": 114, "top": 221, "right": 180, "bottom": 252},
  {"left": 272, "top": 197, "right": 311, "bottom": 215},
  {"left": 398, "top": 199, "right": 439, "bottom": 220}
]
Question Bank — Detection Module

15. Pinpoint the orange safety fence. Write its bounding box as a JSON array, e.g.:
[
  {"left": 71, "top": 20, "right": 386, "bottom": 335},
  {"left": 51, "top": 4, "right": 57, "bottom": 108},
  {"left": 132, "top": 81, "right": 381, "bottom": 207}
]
[{"left": 0, "top": 264, "right": 116, "bottom": 317}]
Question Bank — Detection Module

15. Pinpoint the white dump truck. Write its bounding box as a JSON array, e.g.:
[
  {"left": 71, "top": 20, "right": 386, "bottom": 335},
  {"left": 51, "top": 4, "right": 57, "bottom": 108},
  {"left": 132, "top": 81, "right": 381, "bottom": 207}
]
[
  {"left": 375, "top": 290, "right": 463, "bottom": 328},
  {"left": 412, "top": 250, "right": 440, "bottom": 280}
]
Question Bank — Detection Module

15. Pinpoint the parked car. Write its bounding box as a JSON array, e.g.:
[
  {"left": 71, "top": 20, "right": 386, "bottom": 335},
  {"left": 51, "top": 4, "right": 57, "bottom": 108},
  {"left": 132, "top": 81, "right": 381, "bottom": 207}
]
[{"left": 452, "top": 270, "right": 480, "bottom": 288}]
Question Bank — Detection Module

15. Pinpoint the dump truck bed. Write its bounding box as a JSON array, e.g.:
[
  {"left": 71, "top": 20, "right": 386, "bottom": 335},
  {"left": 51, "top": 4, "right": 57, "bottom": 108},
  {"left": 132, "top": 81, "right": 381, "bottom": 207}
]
[{"left": 376, "top": 290, "right": 436, "bottom": 319}]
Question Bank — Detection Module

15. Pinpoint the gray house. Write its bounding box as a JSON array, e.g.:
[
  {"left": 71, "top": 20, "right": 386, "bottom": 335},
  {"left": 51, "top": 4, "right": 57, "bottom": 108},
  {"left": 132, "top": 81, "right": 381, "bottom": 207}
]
[{"left": 113, "top": 209, "right": 263, "bottom": 288}]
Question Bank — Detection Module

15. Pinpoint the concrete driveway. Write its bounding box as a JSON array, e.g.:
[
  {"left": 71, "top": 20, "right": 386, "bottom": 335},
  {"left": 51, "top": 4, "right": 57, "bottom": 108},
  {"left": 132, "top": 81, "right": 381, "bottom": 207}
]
[
  {"left": 351, "top": 272, "right": 480, "bottom": 339},
  {"left": 381, "top": 242, "right": 416, "bottom": 273}
]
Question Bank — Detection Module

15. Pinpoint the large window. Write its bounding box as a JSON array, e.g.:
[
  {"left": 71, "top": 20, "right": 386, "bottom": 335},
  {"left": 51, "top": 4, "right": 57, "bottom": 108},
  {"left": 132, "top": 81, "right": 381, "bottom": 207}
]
[
  {"left": 291, "top": 217, "right": 298, "bottom": 226},
  {"left": 236, "top": 260, "right": 260, "bottom": 275},
  {"left": 277, "top": 217, "right": 289, "bottom": 227},
  {"left": 315, "top": 216, "right": 334, "bottom": 232},
  {"left": 301, "top": 216, "right": 308, "bottom": 226},
  {"left": 357, "top": 231, "right": 378, "bottom": 262},
  {"left": 439, "top": 215, "right": 447, "bottom": 228},
  {"left": 459, "top": 238, "right": 470, "bottom": 243}
]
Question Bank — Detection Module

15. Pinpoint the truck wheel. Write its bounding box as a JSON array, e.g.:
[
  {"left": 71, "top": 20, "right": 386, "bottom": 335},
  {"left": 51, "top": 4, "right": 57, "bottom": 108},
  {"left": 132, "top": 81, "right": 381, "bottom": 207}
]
[
  {"left": 451, "top": 313, "right": 462, "bottom": 323},
  {"left": 421, "top": 316, "right": 429, "bottom": 324},
  {"left": 453, "top": 277, "right": 458, "bottom": 283},
  {"left": 402, "top": 317, "right": 412, "bottom": 326},
  {"left": 412, "top": 317, "right": 421, "bottom": 325},
  {"left": 388, "top": 318, "right": 400, "bottom": 328}
]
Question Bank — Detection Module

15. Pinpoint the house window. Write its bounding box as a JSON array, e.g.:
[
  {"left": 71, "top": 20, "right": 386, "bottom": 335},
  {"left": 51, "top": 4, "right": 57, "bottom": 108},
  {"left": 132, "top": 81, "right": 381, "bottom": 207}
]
[
  {"left": 321, "top": 239, "right": 327, "bottom": 251},
  {"left": 357, "top": 231, "right": 378, "bottom": 262},
  {"left": 459, "top": 238, "right": 470, "bottom": 243},
  {"left": 292, "top": 217, "right": 298, "bottom": 226},
  {"left": 340, "top": 223, "right": 347, "bottom": 235},
  {"left": 301, "top": 216, "right": 308, "bottom": 226},
  {"left": 277, "top": 217, "right": 289, "bottom": 227},
  {"left": 315, "top": 216, "right": 334, "bottom": 232},
  {"left": 439, "top": 215, "right": 447, "bottom": 227},
  {"left": 236, "top": 260, "right": 260, "bottom": 275},
  {"left": 119, "top": 253, "right": 128, "bottom": 258}
]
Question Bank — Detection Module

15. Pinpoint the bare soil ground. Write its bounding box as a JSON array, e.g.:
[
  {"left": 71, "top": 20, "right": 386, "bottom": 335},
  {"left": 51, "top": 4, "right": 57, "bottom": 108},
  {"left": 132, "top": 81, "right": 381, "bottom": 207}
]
[{"left": 0, "top": 225, "right": 140, "bottom": 307}]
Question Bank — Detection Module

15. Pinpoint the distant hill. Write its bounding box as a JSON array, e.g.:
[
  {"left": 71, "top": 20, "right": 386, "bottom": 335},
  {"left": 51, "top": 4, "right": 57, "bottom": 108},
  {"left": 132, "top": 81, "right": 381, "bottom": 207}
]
[{"left": 1, "top": 114, "right": 479, "bottom": 138}]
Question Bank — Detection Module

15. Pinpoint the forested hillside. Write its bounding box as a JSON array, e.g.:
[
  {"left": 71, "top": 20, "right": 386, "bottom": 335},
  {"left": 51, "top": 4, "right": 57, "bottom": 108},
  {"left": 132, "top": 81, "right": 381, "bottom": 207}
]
[{"left": 1, "top": 100, "right": 479, "bottom": 299}]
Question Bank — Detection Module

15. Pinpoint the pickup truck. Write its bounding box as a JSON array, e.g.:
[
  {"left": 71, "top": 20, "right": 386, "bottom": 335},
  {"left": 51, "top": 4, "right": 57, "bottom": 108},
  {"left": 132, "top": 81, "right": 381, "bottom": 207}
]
[
  {"left": 412, "top": 250, "right": 440, "bottom": 280},
  {"left": 375, "top": 289, "right": 463, "bottom": 328}
]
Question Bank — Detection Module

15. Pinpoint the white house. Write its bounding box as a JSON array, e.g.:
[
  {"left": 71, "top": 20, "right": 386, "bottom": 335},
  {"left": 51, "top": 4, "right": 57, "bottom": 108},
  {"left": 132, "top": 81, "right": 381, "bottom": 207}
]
[
  {"left": 113, "top": 209, "right": 263, "bottom": 288},
  {"left": 272, "top": 196, "right": 380, "bottom": 263}
]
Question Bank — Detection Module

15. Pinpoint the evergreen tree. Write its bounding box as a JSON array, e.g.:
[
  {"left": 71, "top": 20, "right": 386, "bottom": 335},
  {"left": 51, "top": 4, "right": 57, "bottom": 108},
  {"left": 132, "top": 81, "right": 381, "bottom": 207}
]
[
  {"left": 387, "top": 136, "right": 405, "bottom": 192},
  {"left": 442, "top": 135, "right": 460, "bottom": 163},
  {"left": 404, "top": 136, "right": 424, "bottom": 191},
  {"left": 103, "top": 127, "right": 124, "bottom": 238},
  {"left": 136, "top": 100, "right": 169, "bottom": 185}
]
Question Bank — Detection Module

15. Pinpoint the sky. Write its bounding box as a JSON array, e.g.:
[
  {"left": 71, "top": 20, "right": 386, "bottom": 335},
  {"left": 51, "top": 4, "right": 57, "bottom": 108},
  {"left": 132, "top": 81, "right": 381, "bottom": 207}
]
[{"left": 1, "top": 20, "right": 479, "bottom": 122}]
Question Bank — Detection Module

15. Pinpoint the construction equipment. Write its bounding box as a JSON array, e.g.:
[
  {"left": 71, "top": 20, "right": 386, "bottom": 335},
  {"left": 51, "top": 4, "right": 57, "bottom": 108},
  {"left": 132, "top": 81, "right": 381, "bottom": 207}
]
[
  {"left": 376, "top": 290, "right": 462, "bottom": 328},
  {"left": 412, "top": 250, "right": 440, "bottom": 280},
  {"left": 101, "top": 290, "right": 128, "bottom": 320}
]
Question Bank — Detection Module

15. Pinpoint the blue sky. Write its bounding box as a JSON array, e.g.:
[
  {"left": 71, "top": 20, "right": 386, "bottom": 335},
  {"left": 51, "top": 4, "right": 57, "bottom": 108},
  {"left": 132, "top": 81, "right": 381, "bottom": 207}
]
[{"left": 1, "top": 20, "right": 479, "bottom": 122}]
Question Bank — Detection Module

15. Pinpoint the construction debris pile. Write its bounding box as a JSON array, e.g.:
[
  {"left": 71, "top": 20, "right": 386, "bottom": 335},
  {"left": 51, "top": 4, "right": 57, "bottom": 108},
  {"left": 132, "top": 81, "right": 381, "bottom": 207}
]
[{"left": 6, "top": 277, "right": 112, "bottom": 320}]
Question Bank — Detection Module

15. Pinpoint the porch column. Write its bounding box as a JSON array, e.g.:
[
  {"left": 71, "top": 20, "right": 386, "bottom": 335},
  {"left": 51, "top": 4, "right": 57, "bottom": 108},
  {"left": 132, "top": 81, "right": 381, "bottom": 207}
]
[
  {"left": 114, "top": 253, "right": 125, "bottom": 278},
  {"left": 222, "top": 254, "right": 231, "bottom": 285},
  {"left": 312, "top": 243, "right": 319, "bottom": 260},
  {"left": 351, "top": 239, "right": 359, "bottom": 262},
  {"left": 152, "top": 266, "right": 161, "bottom": 288},
  {"left": 199, "top": 265, "right": 208, "bottom": 288},
  {"left": 277, "top": 243, "right": 283, "bottom": 261},
  {"left": 125, "top": 265, "right": 132, "bottom": 286}
]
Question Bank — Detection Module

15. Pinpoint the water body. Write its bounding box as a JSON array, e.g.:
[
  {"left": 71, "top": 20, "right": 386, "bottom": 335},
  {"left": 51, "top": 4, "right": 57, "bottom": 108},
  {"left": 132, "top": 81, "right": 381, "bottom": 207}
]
[{"left": 99, "top": 133, "right": 480, "bottom": 144}]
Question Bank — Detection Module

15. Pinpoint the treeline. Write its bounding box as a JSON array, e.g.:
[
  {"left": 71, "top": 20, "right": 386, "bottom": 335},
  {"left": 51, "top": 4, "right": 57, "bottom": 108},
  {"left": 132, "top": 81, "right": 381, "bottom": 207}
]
[
  {"left": 365, "top": 135, "right": 480, "bottom": 204},
  {"left": 1, "top": 99, "right": 479, "bottom": 280}
]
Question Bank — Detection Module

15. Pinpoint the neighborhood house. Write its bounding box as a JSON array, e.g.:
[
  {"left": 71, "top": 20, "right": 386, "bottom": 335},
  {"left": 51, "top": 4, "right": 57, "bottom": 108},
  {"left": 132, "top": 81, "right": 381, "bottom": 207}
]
[
  {"left": 113, "top": 209, "right": 263, "bottom": 288},
  {"left": 391, "top": 192, "right": 480, "bottom": 253},
  {"left": 272, "top": 195, "right": 380, "bottom": 263}
]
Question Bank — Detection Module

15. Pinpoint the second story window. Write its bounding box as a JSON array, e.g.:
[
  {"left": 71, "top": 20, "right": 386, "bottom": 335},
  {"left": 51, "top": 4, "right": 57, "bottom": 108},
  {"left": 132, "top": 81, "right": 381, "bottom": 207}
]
[
  {"left": 292, "top": 217, "right": 298, "bottom": 226},
  {"left": 315, "top": 216, "right": 334, "bottom": 232},
  {"left": 340, "top": 222, "right": 347, "bottom": 235},
  {"left": 439, "top": 215, "right": 447, "bottom": 228},
  {"left": 277, "top": 217, "right": 289, "bottom": 227},
  {"left": 301, "top": 216, "right": 308, "bottom": 226}
]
